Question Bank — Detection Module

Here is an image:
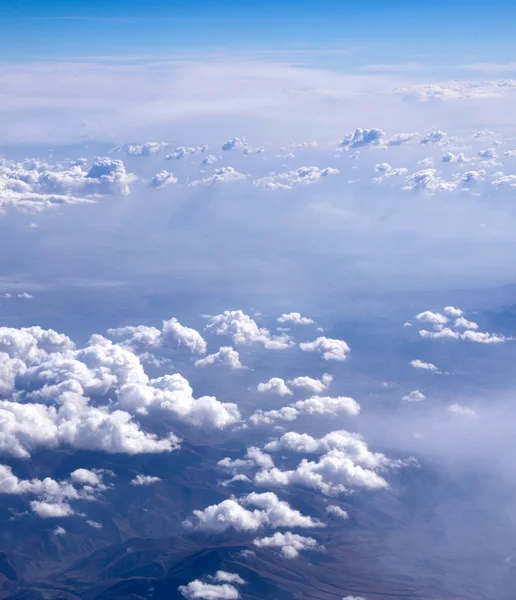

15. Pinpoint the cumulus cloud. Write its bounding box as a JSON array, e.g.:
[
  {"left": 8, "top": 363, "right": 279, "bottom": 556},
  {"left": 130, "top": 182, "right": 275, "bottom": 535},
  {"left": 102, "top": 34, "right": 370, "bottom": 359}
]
[
  {"left": 444, "top": 306, "right": 463, "bottom": 317},
  {"left": 340, "top": 128, "right": 384, "bottom": 149},
  {"left": 161, "top": 318, "right": 207, "bottom": 354},
  {"left": 191, "top": 167, "right": 246, "bottom": 186},
  {"left": 165, "top": 145, "right": 208, "bottom": 160},
  {"left": 179, "top": 580, "right": 240, "bottom": 600},
  {"left": 253, "top": 531, "right": 319, "bottom": 558},
  {"left": 257, "top": 378, "right": 292, "bottom": 396},
  {"left": 254, "top": 166, "right": 339, "bottom": 190},
  {"left": 325, "top": 505, "right": 349, "bottom": 520},
  {"left": 184, "top": 491, "right": 324, "bottom": 533},
  {"left": 416, "top": 311, "right": 448, "bottom": 325},
  {"left": 448, "top": 403, "right": 478, "bottom": 417},
  {"left": 299, "top": 337, "right": 350, "bottom": 361},
  {"left": 127, "top": 142, "right": 168, "bottom": 156},
  {"left": 386, "top": 132, "right": 416, "bottom": 146},
  {"left": 277, "top": 312, "right": 314, "bottom": 325},
  {"left": 402, "top": 390, "right": 426, "bottom": 402},
  {"left": 130, "top": 474, "right": 161, "bottom": 486},
  {"left": 0, "top": 464, "right": 109, "bottom": 519},
  {"left": 221, "top": 137, "right": 247, "bottom": 151},
  {"left": 205, "top": 310, "right": 292, "bottom": 349},
  {"left": 410, "top": 359, "right": 440, "bottom": 372},
  {"left": 150, "top": 170, "right": 177, "bottom": 188},
  {"left": 288, "top": 373, "right": 333, "bottom": 394},
  {"left": 195, "top": 347, "right": 243, "bottom": 369},
  {"left": 420, "top": 130, "right": 447, "bottom": 144}
]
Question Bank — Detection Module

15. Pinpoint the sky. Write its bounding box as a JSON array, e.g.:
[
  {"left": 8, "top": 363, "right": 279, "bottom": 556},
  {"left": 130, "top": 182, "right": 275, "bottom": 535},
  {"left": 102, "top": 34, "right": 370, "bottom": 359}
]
[{"left": 2, "top": 2, "right": 516, "bottom": 599}]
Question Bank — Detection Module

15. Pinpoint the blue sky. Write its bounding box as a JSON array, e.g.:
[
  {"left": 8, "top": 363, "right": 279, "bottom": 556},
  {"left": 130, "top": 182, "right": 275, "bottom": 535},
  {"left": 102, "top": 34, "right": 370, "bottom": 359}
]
[{"left": 3, "top": 0, "right": 516, "bottom": 63}]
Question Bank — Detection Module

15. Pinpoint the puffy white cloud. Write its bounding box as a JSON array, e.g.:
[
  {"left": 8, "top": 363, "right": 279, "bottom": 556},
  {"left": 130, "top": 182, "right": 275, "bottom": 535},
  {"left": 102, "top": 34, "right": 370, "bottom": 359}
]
[
  {"left": 454, "top": 316, "right": 479, "bottom": 330},
  {"left": 221, "top": 137, "right": 247, "bottom": 151},
  {"left": 460, "top": 330, "right": 508, "bottom": 344},
  {"left": 191, "top": 167, "right": 246, "bottom": 186},
  {"left": 373, "top": 163, "right": 408, "bottom": 182},
  {"left": 340, "top": 128, "right": 384, "bottom": 149},
  {"left": 184, "top": 491, "right": 324, "bottom": 532},
  {"left": 162, "top": 318, "right": 207, "bottom": 354},
  {"left": 402, "top": 390, "right": 426, "bottom": 402},
  {"left": 179, "top": 580, "right": 240, "bottom": 600},
  {"left": 130, "top": 474, "right": 161, "bottom": 486},
  {"left": 201, "top": 154, "right": 218, "bottom": 165},
  {"left": 444, "top": 306, "right": 463, "bottom": 317},
  {"left": 277, "top": 312, "right": 314, "bottom": 325},
  {"left": 165, "top": 145, "right": 208, "bottom": 160},
  {"left": 150, "top": 170, "right": 177, "bottom": 188},
  {"left": 218, "top": 447, "right": 275, "bottom": 475},
  {"left": 86, "top": 520, "right": 103, "bottom": 529},
  {"left": 211, "top": 572, "right": 246, "bottom": 585},
  {"left": 386, "top": 132, "right": 416, "bottom": 146},
  {"left": 442, "top": 152, "right": 468, "bottom": 163},
  {"left": 249, "top": 406, "right": 299, "bottom": 425},
  {"left": 410, "top": 359, "right": 439, "bottom": 372},
  {"left": 254, "top": 449, "right": 389, "bottom": 496},
  {"left": 293, "top": 396, "right": 360, "bottom": 417},
  {"left": 299, "top": 337, "right": 350, "bottom": 361},
  {"left": 53, "top": 526, "right": 67, "bottom": 535},
  {"left": 264, "top": 430, "right": 392, "bottom": 470},
  {"left": 288, "top": 373, "right": 333, "bottom": 394},
  {"left": 254, "top": 166, "right": 339, "bottom": 190},
  {"left": 205, "top": 310, "right": 292, "bottom": 349},
  {"left": 253, "top": 531, "right": 318, "bottom": 558},
  {"left": 420, "top": 130, "right": 447, "bottom": 144},
  {"left": 0, "top": 464, "right": 109, "bottom": 519},
  {"left": 257, "top": 378, "right": 292, "bottom": 396},
  {"left": 195, "top": 347, "right": 243, "bottom": 369},
  {"left": 127, "top": 142, "right": 168, "bottom": 156},
  {"left": 325, "top": 505, "right": 349, "bottom": 520},
  {"left": 419, "top": 327, "right": 459, "bottom": 340}
]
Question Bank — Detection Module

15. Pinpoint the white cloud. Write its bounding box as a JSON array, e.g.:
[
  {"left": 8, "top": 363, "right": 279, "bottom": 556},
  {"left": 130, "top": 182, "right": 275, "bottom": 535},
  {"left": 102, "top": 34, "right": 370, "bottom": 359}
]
[
  {"left": 86, "top": 520, "right": 103, "bottom": 529},
  {"left": 162, "top": 318, "right": 207, "bottom": 354},
  {"left": 179, "top": 581, "right": 240, "bottom": 600},
  {"left": 326, "top": 505, "right": 349, "bottom": 520},
  {"left": 211, "top": 572, "right": 246, "bottom": 585},
  {"left": 442, "top": 152, "right": 468, "bottom": 163},
  {"left": 420, "top": 130, "right": 447, "bottom": 144},
  {"left": 254, "top": 166, "right": 339, "bottom": 190},
  {"left": 410, "top": 359, "right": 440, "bottom": 372},
  {"left": 293, "top": 396, "right": 360, "bottom": 417},
  {"left": 340, "top": 128, "right": 384, "bottom": 149},
  {"left": 184, "top": 491, "right": 324, "bottom": 533},
  {"left": 127, "top": 142, "right": 168, "bottom": 156},
  {"left": 191, "top": 167, "right": 247, "bottom": 186},
  {"left": 254, "top": 449, "right": 389, "bottom": 496},
  {"left": 460, "top": 330, "right": 508, "bottom": 344},
  {"left": 150, "top": 170, "right": 178, "bottom": 188},
  {"left": 53, "top": 526, "right": 67, "bottom": 535},
  {"left": 195, "top": 347, "right": 243, "bottom": 369},
  {"left": 257, "top": 378, "right": 292, "bottom": 396},
  {"left": 454, "top": 316, "right": 479, "bottom": 330},
  {"left": 253, "top": 531, "right": 319, "bottom": 558},
  {"left": 222, "top": 137, "right": 247, "bottom": 151},
  {"left": 205, "top": 310, "right": 292, "bottom": 349},
  {"left": 386, "top": 132, "right": 416, "bottom": 146},
  {"left": 288, "top": 374, "right": 333, "bottom": 394},
  {"left": 165, "top": 145, "right": 208, "bottom": 160},
  {"left": 299, "top": 337, "right": 350, "bottom": 361},
  {"left": 130, "top": 474, "right": 161, "bottom": 486},
  {"left": 277, "top": 312, "right": 314, "bottom": 325},
  {"left": 264, "top": 430, "right": 393, "bottom": 470},
  {"left": 402, "top": 390, "right": 426, "bottom": 402},
  {"left": 444, "top": 306, "right": 463, "bottom": 317},
  {"left": 218, "top": 446, "right": 275, "bottom": 475}
]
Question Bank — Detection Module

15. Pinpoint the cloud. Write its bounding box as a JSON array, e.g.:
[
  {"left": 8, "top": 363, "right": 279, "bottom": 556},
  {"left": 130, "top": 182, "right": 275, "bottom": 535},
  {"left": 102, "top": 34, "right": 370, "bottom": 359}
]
[
  {"left": 264, "top": 430, "right": 393, "bottom": 469},
  {"left": 288, "top": 374, "right": 333, "bottom": 394},
  {"left": 221, "top": 137, "right": 248, "bottom": 151},
  {"left": 299, "top": 337, "right": 350, "bottom": 361},
  {"left": 191, "top": 167, "right": 246, "bottom": 186},
  {"left": 253, "top": 531, "right": 319, "bottom": 558},
  {"left": 179, "top": 581, "right": 240, "bottom": 600},
  {"left": 161, "top": 317, "right": 207, "bottom": 354},
  {"left": 277, "top": 312, "right": 314, "bottom": 325},
  {"left": 184, "top": 491, "right": 324, "bottom": 532},
  {"left": 0, "top": 464, "right": 109, "bottom": 519},
  {"left": 130, "top": 474, "right": 161, "bottom": 486},
  {"left": 410, "top": 359, "right": 439, "bottom": 372},
  {"left": 127, "top": 142, "right": 168, "bottom": 156},
  {"left": 402, "top": 390, "right": 426, "bottom": 402},
  {"left": 195, "top": 347, "right": 243, "bottom": 369},
  {"left": 254, "top": 449, "right": 390, "bottom": 496},
  {"left": 165, "top": 145, "right": 208, "bottom": 160},
  {"left": 444, "top": 306, "right": 463, "bottom": 317},
  {"left": 339, "top": 128, "right": 384, "bottom": 149},
  {"left": 254, "top": 166, "right": 339, "bottom": 190},
  {"left": 386, "top": 132, "right": 416, "bottom": 146},
  {"left": 393, "top": 79, "right": 516, "bottom": 101},
  {"left": 205, "top": 310, "right": 293, "bottom": 349},
  {"left": 416, "top": 311, "right": 448, "bottom": 325},
  {"left": 218, "top": 447, "right": 275, "bottom": 475},
  {"left": 150, "top": 170, "right": 177, "bottom": 188},
  {"left": 257, "top": 378, "right": 293, "bottom": 396},
  {"left": 325, "top": 505, "right": 349, "bottom": 520},
  {"left": 420, "top": 130, "right": 447, "bottom": 145},
  {"left": 292, "top": 396, "right": 360, "bottom": 417},
  {"left": 211, "top": 572, "right": 246, "bottom": 585}
]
